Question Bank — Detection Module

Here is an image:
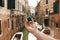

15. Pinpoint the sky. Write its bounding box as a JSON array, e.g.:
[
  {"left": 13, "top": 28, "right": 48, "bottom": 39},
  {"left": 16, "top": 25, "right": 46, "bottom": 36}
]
[{"left": 28, "top": 0, "right": 40, "bottom": 7}]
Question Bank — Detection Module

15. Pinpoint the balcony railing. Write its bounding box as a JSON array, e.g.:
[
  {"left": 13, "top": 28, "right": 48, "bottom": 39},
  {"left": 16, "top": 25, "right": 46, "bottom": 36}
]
[{"left": 10, "top": 9, "right": 25, "bottom": 15}]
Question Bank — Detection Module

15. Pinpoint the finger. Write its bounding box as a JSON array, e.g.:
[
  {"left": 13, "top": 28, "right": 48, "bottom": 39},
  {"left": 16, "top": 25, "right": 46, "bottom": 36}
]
[
  {"left": 24, "top": 20, "right": 30, "bottom": 27},
  {"left": 32, "top": 19, "right": 34, "bottom": 24}
]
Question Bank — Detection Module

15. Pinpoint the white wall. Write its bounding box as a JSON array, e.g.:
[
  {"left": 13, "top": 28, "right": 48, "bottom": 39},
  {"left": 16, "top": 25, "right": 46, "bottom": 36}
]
[{"left": 30, "top": 7, "right": 35, "bottom": 16}]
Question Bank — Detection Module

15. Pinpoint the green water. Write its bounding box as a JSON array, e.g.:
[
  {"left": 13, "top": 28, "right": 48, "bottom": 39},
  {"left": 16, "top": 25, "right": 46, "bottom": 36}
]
[{"left": 22, "top": 28, "right": 29, "bottom": 40}]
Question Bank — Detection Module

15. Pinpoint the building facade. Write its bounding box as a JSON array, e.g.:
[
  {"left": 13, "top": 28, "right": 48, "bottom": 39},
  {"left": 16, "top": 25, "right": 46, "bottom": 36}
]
[
  {"left": 29, "top": 6, "right": 35, "bottom": 18},
  {"left": 35, "top": 0, "right": 55, "bottom": 27},
  {"left": 36, "top": 0, "right": 60, "bottom": 39},
  {"left": 0, "top": 0, "right": 29, "bottom": 40},
  {"left": 51, "top": 0, "right": 60, "bottom": 39},
  {"left": 52, "top": 14, "right": 60, "bottom": 40}
]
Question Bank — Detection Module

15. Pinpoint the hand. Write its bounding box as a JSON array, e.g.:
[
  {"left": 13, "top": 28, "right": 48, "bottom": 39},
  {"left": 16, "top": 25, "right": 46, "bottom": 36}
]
[
  {"left": 24, "top": 19, "right": 37, "bottom": 33},
  {"left": 24, "top": 20, "right": 56, "bottom": 40}
]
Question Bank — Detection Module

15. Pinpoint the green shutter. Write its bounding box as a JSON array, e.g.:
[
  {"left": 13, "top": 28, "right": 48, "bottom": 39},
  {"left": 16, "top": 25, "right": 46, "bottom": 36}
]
[
  {"left": 53, "top": 1, "right": 59, "bottom": 14},
  {"left": 0, "top": 0, "right": 4, "bottom": 7},
  {"left": 7, "top": 0, "right": 15, "bottom": 9}
]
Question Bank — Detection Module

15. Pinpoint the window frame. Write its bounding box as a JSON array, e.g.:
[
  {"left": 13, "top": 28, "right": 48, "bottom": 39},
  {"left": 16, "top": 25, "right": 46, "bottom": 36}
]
[
  {"left": 0, "top": 19, "right": 3, "bottom": 37},
  {"left": 8, "top": 18, "right": 11, "bottom": 30}
]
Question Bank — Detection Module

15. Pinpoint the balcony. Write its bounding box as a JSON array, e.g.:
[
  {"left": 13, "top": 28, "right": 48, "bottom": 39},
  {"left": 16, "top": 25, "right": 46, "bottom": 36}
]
[{"left": 10, "top": 9, "right": 25, "bottom": 16}]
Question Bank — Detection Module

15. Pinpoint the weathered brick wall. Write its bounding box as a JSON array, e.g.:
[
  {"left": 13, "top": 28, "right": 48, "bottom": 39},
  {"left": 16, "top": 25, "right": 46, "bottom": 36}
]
[
  {"left": 52, "top": 14, "right": 60, "bottom": 39},
  {"left": 0, "top": 14, "right": 19, "bottom": 40}
]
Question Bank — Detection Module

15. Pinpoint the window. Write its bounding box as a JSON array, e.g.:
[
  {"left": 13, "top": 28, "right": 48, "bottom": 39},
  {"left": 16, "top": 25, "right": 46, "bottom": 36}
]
[
  {"left": 0, "top": 0, "right": 4, "bottom": 7},
  {"left": 53, "top": 0, "right": 59, "bottom": 14},
  {"left": 44, "top": 19, "right": 49, "bottom": 26},
  {"left": 7, "top": 0, "right": 15, "bottom": 9},
  {"left": 46, "top": 0, "right": 48, "bottom": 4},
  {"left": 55, "top": 23, "right": 58, "bottom": 28},
  {"left": 20, "top": 4, "right": 22, "bottom": 11},
  {"left": 11, "top": 20, "right": 14, "bottom": 30},
  {"left": 8, "top": 19, "right": 11, "bottom": 29},
  {"left": 16, "top": 19, "right": 19, "bottom": 27},
  {"left": 22, "top": 16, "right": 25, "bottom": 23},
  {"left": 35, "top": 12, "right": 38, "bottom": 16},
  {"left": 16, "top": 16, "right": 20, "bottom": 27},
  {"left": 46, "top": 9, "right": 48, "bottom": 14},
  {"left": 0, "top": 20, "right": 2, "bottom": 34},
  {"left": 22, "top": 5, "right": 26, "bottom": 12}
]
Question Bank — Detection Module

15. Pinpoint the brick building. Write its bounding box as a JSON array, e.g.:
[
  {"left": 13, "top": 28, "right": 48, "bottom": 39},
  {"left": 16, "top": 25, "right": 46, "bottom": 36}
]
[
  {"left": 52, "top": 14, "right": 60, "bottom": 40},
  {"left": 51, "top": 0, "right": 60, "bottom": 40}
]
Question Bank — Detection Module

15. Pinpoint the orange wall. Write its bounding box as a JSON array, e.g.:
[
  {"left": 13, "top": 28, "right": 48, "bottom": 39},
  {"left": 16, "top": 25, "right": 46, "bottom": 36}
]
[
  {"left": 0, "top": 14, "right": 19, "bottom": 40},
  {"left": 52, "top": 14, "right": 60, "bottom": 39}
]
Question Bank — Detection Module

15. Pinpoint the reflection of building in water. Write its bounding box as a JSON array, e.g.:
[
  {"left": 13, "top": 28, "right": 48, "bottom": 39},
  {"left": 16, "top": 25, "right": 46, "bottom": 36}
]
[{"left": 0, "top": 0, "right": 29, "bottom": 40}]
